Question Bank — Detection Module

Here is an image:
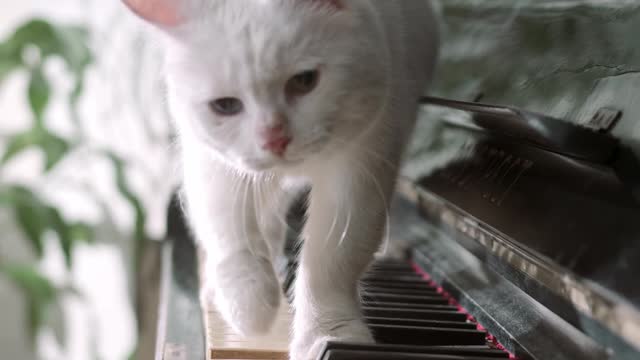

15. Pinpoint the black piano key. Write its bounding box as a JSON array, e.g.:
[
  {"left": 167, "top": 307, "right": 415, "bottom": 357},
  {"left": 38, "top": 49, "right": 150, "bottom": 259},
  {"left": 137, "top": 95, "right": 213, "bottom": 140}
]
[
  {"left": 363, "top": 307, "right": 468, "bottom": 322},
  {"left": 369, "top": 266, "right": 417, "bottom": 273},
  {"left": 320, "top": 342, "right": 510, "bottom": 359},
  {"left": 367, "top": 270, "right": 418, "bottom": 277},
  {"left": 362, "top": 280, "right": 437, "bottom": 290},
  {"left": 363, "top": 286, "right": 440, "bottom": 296},
  {"left": 371, "top": 324, "right": 487, "bottom": 346},
  {"left": 364, "top": 302, "right": 456, "bottom": 311},
  {"left": 366, "top": 272, "right": 424, "bottom": 280},
  {"left": 363, "top": 274, "right": 426, "bottom": 283},
  {"left": 363, "top": 292, "right": 450, "bottom": 305},
  {"left": 365, "top": 268, "right": 422, "bottom": 278},
  {"left": 371, "top": 259, "right": 413, "bottom": 266},
  {"left": 283, "top": 266, "right": 296, "bottom": 293},
  {"left": 365, "top": 317, "right": 477, "bottom": 330}
]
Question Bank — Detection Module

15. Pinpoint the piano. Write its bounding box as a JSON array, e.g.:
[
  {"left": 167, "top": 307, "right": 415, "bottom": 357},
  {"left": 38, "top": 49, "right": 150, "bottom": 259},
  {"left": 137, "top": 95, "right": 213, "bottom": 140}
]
[{"left": 154, "top": 2, "right": 640, "bottom": 360}]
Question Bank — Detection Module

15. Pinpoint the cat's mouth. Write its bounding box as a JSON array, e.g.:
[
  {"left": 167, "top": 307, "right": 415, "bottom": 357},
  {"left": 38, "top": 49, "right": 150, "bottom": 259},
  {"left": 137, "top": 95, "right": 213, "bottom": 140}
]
[{"left": 233, "top": 135, "right": 332, "bottom": 173}]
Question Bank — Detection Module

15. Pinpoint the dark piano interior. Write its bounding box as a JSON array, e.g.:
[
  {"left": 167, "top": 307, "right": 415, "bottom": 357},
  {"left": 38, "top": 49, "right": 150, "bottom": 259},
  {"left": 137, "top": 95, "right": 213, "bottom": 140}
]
[{"left": 157, "top": 2, "right": 640, "bottom": 360}]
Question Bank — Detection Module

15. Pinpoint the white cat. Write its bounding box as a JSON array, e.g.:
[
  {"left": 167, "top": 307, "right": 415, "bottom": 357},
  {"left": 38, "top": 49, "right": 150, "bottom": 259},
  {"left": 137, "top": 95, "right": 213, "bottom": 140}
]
[{"left": 122, "top": 0, "right": 438, "bottom": 358}]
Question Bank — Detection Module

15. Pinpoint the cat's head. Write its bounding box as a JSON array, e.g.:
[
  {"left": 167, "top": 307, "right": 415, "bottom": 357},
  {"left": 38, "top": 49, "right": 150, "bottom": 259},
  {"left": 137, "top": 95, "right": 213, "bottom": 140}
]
[{"left": 124, "top": 0, "right": 388, "bottom": 173}]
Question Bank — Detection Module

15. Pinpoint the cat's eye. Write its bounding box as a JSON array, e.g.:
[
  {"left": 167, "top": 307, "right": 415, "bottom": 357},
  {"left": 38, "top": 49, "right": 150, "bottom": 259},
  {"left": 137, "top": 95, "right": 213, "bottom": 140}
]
[
  {"left": 286, "top": 70, "right": 320, "bottom": 97},
  {"left": 209, "top": 97, "right": 244, "bottom": 116}
]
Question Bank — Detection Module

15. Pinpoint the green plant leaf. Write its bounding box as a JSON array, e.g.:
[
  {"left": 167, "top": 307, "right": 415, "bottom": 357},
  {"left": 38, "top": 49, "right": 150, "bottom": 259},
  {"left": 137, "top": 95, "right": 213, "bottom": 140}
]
[
  {"left": 104, "top": 152, "right": 148, "bottom": 266},
  {"left": 0, "top": 263, "right": 57, "bottom": 338},
  {"left": 1, "top": 186, "right": 50, "bottom": 257},
  {"left": 28, "top": 66, "right": 50, "bottom": 124},
  {"left": 1, "top": 18, "right": 93, "bottom": 127},
  {"left": 46, "top": 213, "right": 93, "bottom": 268},
  {"left": 1, "top": 20, "right": 91, "bottom": 73},
  {"left": 105, "top": 152, "right": 146, "bottom": 242},
  {"left": 0, "top": 48, "right": 22, "bottom": 83},
  {"left": 51, "top": 25, "right": 92, "bottom": 76},
  {"left": 0, "top": 186, "right": 88, "bottom": 267},
  {"left": 1, "top": 129, "right": 70, "bottom": 171},
  {"left": 49, "top": 210, "right": 73, "bottom": 268},
  {"left": 40, "top": 132, "right": 70, "bottom": 171},
  {"left": 68, "top": 78, "right": 84, "bottom": 128},
  {"left": 1, "top": 131, "right": 40, "bottom": 165},
  {"left": 13, "top": 200, "right": 49, "bottom": 257},
  {"left": 69, "top": 223, "right": 94, "bottom": 244},
  {"left": 7, "top": 20, "right": 59, "bottom": 58}
]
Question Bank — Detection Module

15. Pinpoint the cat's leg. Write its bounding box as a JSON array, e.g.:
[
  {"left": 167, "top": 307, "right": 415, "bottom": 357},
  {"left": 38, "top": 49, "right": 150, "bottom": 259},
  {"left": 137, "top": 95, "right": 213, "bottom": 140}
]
[
  {"left": 254, "top": 180, "right": 303, "bottom": 280},
  {"left": 184, "top": 159, "right": 285, "bottom": 336},
  {"left": 290, "top": 151, "right": 399, "bottom": 359}
]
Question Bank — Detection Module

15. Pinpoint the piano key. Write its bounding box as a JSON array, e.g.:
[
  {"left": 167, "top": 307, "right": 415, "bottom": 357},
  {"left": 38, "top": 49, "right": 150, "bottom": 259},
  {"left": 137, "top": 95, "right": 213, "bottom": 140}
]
[
  {"left": 373, "top": 259, "right": 409, "bottom": 266},
  {"left": 283, "top": 269, "right": 296, "bottom": 293},
  {"left": 370, "top": 324, "right": 487, "bottom": 346},
  {"left": 205, "top": 256, "right": 511, "bottom": 359},
  {"left": 364, "top": 302, "right": 457, "bottom": 311},
  {"left": 363, "top": 292, "right": 450, "bottom": 305},
  {"left": 366, "top": 272, "right": 424, "bottom": 280},
  {"left": 321, "top": 343, "right": 509, "bottom": 358},
  {"left": 365, "top": 317, "right": 478, "bottom": 330},
  {"left": 362, "top": 280, "right": 437, "bottom": 290},
  {"left": 363, "top": 274, "right": 426, "bottom": 283},
  {"left": 283, "top": 262, "right": 298, "bottom": 293},
  {"left": 369, "top": 265, "right": 417, "bottom": 272},
  {"left": 367, "top": 269, "right": 419, "bottom": 277},
  {"left": 367, "top": 267, "right": 422, "bottom": 274},
  {"left": 363, "top": 307, "right": 469, "bottom": 322},
  {"left": 363, "top": 286, "right": 441, "bottom": 296}
]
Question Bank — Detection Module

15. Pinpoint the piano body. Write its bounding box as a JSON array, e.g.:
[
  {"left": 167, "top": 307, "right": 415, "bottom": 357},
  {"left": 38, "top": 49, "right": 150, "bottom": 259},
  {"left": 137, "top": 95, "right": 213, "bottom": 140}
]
[{"left": 154, "top": 2, "right": 640, "bottom": 359}]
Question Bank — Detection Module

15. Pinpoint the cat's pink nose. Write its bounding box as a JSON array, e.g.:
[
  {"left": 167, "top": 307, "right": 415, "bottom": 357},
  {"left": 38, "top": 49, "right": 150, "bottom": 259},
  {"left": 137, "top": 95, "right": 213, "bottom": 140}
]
[{"left": 260, "top": 125, "right": 291, "bottom": 156}]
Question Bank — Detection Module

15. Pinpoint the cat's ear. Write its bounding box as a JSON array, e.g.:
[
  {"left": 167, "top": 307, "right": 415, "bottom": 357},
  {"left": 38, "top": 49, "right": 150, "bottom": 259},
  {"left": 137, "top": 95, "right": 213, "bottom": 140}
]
[{"left": 122, "top": 0, "right": 184, "bottom": 27}]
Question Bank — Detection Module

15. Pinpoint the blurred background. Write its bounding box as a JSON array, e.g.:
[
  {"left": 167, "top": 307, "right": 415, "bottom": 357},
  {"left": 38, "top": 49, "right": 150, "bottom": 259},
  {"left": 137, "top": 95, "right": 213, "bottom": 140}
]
[
  {"left": 1, "top": 1, "right": 175, "bottom": 359},
  {"left": 2, "top": 0, "right": 640, "bottom": 359}
]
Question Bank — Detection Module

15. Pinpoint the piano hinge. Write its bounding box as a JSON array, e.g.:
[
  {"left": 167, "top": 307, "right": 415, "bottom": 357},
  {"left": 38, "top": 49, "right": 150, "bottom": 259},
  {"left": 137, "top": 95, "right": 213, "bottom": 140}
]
[{"left": 583, "top": 107, "right": 622, "bottom": 133}]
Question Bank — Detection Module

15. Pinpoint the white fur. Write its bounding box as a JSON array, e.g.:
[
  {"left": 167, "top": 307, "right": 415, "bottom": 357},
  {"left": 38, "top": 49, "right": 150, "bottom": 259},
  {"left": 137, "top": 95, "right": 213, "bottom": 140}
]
[{"left": 124, "top": 1, "right": 438, "bottom": 358}]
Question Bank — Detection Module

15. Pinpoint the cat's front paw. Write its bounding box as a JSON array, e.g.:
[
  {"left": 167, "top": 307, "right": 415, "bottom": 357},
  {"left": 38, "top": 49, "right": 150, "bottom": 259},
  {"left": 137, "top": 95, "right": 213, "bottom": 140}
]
[
  {"left": 204, "top": 251, "right": 281, "bottom": 336},
  {"left": 289, "top": 319, "right": 373, "bottom": 360}
]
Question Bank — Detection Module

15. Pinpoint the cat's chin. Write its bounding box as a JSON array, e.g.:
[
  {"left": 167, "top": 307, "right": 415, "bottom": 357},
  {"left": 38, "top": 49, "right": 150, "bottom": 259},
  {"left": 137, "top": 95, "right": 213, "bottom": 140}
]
[{"left": 233, "top": 157, "right": 306, "bottom": 175}]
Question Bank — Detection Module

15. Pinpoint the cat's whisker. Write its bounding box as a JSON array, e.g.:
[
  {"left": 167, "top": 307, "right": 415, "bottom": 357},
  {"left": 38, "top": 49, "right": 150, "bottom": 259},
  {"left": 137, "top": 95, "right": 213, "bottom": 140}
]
[
  {"left": 323, "top": 201, "right": 340, "bottom": 248},
  {"left": 335, "top": 138, "right": 396, "bottom": 253},
  {"left": 337, "top": 206, "right": 352, "bottom": 248},
  {"left": 331, "top": 136, "right": 398, "bottom": 172}
]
